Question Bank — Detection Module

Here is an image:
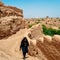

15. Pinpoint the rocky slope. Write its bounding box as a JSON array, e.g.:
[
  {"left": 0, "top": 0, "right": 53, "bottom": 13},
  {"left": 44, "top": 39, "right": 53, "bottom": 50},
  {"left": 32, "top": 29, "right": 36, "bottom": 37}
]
[
  {"left": 0, "top": 29, "right": 39, "bottom": 60},
  {"left": 0, "top": 27, "right": 60, "bottom": 60},
  {"left": 26, "top": 17, "right": 60, "bottom": 29},
  {"left": 0, "top": 2, "right": 60, "bottom": 60},
  {"left": 27, "top": 24, "right": 60, "bottom": 60},
  {"left": 28, "top": 28, "right": 60, "bottom": 60},
  {"left": 0, "top": 2, "right": 26, "bottom": 39}
]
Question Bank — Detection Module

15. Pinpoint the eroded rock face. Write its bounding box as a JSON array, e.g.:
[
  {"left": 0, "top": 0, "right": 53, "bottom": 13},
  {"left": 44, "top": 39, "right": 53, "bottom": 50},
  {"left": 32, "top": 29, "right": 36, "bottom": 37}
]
[
  {"left": 52, "top": 35, "right": 60, "bottom": 42},
  {"left": 37, "top": 36, "right": 60, "bottom": 60},
  {"left": 29, "top": 24, "right": 43, "bottom": 40},
  {"left": 0, "top": 3, "right": 23, "bottom": 18},
  {"left": 28, "top": 32, "right": 60, "bottom": 60},
  {"left": 0, "top": 2, "right": 25, "bottom": 39},
  {"left": 28, "top": 40, "right": 39, "bottom": 56}
]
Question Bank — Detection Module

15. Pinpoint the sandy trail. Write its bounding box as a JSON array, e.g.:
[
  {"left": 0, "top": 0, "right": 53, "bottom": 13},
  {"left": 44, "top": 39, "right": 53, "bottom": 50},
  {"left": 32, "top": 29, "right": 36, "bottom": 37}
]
[{"left": 0, "top": 29, "right": 39, "bottom": 60}]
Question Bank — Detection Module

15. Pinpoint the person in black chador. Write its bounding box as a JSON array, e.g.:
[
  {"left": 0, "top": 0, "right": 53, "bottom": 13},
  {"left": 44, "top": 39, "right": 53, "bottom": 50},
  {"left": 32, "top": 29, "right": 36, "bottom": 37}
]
[{"left": 20, "top": 37, "right": 29, "bottom": 59}]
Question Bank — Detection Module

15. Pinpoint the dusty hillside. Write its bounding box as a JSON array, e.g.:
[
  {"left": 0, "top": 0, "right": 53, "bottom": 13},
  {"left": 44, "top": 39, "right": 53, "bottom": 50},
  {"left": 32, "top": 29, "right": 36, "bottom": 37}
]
[
  {"left": 28, "top": 28, "right": 60, "bottom": 60},
  {"left": 0, "top": 2, "right": 38, "bottom": 60},
  {"left": 26, "top": 17, "right": 60, "bottom": 60},
  {"left": 0, "top": 2, "right": 23, "bottom": 17},
  {"left": 26, "top": 17, "right": 60, "bottom": 29},
  {"left": 0, "top": 2, "right": 26, "bottom": 39},
  {"left": 0, "top": 2, "right": 60, "bottom": 60},
  {"left": 0, "top": 28, "right": 60, "bottom": 60},
  {"left": 0, "top": 29, "right": 39, "bottom": 60}
]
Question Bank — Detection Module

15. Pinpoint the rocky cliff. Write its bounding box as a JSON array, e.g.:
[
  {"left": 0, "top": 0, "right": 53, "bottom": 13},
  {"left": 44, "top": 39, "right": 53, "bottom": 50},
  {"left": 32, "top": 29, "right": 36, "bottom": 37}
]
[{"left": 0, "top": 2, "right": 25, "bottom": 39}]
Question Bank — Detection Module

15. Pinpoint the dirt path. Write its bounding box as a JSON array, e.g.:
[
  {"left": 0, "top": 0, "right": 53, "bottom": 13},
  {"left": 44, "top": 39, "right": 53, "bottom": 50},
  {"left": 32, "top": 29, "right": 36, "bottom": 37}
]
[{"left": 0, "top": 29, "right": 39, "bottom": 60}]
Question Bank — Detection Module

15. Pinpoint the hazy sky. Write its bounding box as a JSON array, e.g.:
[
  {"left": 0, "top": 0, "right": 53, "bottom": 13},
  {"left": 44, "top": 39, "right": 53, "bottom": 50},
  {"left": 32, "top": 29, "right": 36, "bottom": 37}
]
[{"left": 2, "top": 0, "right": 60, "bottom": 18}]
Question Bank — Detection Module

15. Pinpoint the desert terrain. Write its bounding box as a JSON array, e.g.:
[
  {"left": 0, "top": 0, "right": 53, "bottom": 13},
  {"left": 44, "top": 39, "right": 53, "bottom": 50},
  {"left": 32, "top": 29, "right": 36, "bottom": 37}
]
[{"left": 0, "top": 2, "right": 60, "bottom": 60}]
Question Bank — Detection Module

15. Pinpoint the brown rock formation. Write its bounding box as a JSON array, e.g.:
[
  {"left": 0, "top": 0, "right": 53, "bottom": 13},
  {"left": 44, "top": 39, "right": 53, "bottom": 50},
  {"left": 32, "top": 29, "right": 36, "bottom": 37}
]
[
  {"left": 0, "top": 2, "right": 4, "bottom": 6},
  {"left": 0, "top": 2, "right": 25, "bottom": 39},
  {"left": 29, "top": 24, "right": 43, "bottom": 40},
  {"left": 36, "top": 36, "right": 60, "bottom": 60},
  {"left": 0, "top": 4, "right": 23, "bottom": 18},
  {"left": 28, "top": 30, "right": 60, "bottom": 60},
  {"left": 28, "top": 40, "right": 39, "bottom": 56}
]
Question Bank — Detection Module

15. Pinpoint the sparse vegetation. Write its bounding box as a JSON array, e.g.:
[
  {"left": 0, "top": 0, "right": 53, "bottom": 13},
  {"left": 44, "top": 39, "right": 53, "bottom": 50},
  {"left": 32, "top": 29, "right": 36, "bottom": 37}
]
[
  {"left": 41, "top": 18, "right": 44, "bottom": 20},
  {"left": 35, "top": 21, "right": 40, "bottom": 24},
  {"left": 59, "top": 27, "right": 60, "bottom": 29},
  {"left": 42, "top": 25, "right": 60, "bottom": 36},
  {"left": 59, "top": 19, "right": 60, "bottom": 21},
  {"left": 28, "top": 24, "right": 34, "bottom": 28}
]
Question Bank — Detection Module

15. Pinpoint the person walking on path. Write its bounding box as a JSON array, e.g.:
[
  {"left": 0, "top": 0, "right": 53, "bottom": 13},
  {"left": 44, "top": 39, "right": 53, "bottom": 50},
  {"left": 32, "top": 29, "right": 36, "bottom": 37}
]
[{"left": 20, "top": 37, "right": 29, "bottom": 60}]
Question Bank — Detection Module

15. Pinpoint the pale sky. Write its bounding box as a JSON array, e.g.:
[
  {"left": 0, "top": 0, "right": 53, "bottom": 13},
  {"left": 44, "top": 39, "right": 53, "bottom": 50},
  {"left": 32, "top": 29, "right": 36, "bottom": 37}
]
[{"left": 2, "top": 0, "right": 60, "bottom": 18}]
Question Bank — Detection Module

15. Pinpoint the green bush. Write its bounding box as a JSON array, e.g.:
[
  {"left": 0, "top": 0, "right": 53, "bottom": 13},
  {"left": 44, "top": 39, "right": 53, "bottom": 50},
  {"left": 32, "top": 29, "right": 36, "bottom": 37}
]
[
  {"left": 57, "top": 30, "right": 60, "bottom": 35},
  {"left": 28, "top": 24, "right": 34, "bottom": 28},
  {"left": 42, "top": 25, "right": 60, "bottom": 36}
]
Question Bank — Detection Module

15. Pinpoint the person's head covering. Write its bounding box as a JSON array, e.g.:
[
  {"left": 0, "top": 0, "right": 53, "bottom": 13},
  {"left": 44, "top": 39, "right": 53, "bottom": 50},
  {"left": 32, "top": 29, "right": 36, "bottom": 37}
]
[{"left": 22, "top": 37, "right": 27, "bottom": 42}]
